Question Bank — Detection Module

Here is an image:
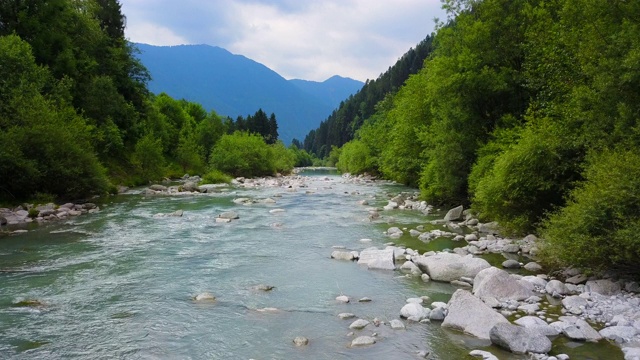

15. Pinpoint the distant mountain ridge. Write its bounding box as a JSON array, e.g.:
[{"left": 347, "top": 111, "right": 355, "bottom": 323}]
[{"left": 134, "top": 43, "right": 363, "bottom": 143}]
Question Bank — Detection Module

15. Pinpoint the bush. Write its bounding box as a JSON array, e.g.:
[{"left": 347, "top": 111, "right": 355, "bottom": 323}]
[
  {"left": 270, "top": 142, "right": 295, "bottom": 174},
  {"left": 200, "top": 169, "right": 232, "bottom": 184},
  {"left": 132, "top": 133, "right": 165, "bottom": 181},
  {"left": 471, "top": 122, "right": 579, "bottom": 234},
  {"left": 337, "top": 140, "right": 374, "bottom": 174},
  {"left": 209, "top": 132, "right": 273, "bottom": 177},
  {"left": 540, "top": 149, "right": 640, "bottom": 276}
]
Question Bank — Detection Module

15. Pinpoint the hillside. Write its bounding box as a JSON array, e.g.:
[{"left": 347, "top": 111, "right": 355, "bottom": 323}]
[{"left": 134, "top": 43, "right": 362, "bottom": 143}]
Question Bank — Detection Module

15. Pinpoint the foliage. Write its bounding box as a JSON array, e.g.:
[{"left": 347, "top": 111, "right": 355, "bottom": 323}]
[
  {"left": 269, "top": 142, "right": 295, "bottom": 174},
  {"left": 131, "top": 134, "right": 164, "bottom": 181},
  {"left": 336, "top": 140, "right": 374, "bottom": 174},
  {"left": 200, "top": 169, "right": 232, "bottom": 184},
  {"left": 209, "top": 132, "right": 275, "bottom": 177},
  {"left": 540, "top": 149, "right": 640, "bottom": 276}
]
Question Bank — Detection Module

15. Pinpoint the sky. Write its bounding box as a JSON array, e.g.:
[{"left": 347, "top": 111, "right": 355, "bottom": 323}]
[{"left": 121, "top": 0, "right": 446, "bottom": 82}]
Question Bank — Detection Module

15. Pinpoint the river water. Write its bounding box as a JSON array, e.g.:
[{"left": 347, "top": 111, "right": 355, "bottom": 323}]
[{"left": 0, "top": 170, "right": 621, "bottom": 359}]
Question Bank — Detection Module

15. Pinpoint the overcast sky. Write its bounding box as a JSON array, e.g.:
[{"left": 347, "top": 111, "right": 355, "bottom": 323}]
[{"left": 121, "top": 0, "right": 446, "bottom": 82}]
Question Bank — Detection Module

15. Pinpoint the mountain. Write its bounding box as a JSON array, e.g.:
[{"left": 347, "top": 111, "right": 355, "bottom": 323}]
[
  {"left": 134, "top": 43, "right": 363, "bottom": 144},
  {"left": 288, "top": 76, "right": 364, "bottom": 109}
]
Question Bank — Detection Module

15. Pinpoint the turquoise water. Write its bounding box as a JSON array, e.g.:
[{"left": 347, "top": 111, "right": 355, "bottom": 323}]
[{"left": 0, "top": 170, "right": 621, "bottom": 359}]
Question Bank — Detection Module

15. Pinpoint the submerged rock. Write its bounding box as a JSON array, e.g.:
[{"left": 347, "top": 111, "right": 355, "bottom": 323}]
[
  {"left": 193, "top": 292, "right": 216, "bottom": 302},
  {"left": 351, "top": 336, "right": 376, "bottom": 347},
  {"left": 293, "top": 336, "right": 309, "bottom": 346}
]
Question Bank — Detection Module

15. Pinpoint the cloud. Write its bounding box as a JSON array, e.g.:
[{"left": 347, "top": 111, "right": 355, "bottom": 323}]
[{"left": 121, "top": 0, "right": 445, "bottom": 81}]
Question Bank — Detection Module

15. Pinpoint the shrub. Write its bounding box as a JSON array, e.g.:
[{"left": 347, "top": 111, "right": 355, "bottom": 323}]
[
  {"left": 337, "top": 140, "right": 374, "bottom": 174},
  {"left": 540, "top": 148, "right": 640, "bottom": 276},
  {"left": 132, "top": 133, "right": 165, "bottom": 181},
  {"left": 209, "top": 132, "right": 273, "bottom": 177},
  {"left": 270, "top": 142, "right": 295, "bottom": 174},
  {"left": 200, "top": 169, "right": 232, "bottom": 184},
  {"left": 471, "top": 122, "right": 580, "bottom": 234}
]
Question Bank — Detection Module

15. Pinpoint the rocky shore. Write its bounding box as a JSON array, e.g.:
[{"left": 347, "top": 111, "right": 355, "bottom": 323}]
[{"left": 330, "top": 173, "right": 640, "bottom": 360}]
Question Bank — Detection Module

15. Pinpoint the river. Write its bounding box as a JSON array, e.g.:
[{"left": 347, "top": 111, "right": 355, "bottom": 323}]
[{"left": 0, "top": 169, "right": 620, "bottom": 359}]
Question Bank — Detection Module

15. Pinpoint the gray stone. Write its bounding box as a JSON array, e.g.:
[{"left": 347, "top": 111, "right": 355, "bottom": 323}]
[
  {"left": 465, "top": 234, "right": 478, "bottom": 242},
  {"left": 400, "top": 303, "right": 430, "bottom": 321},
  {"left": 490, "top": 323, "right": 552, "bottom": 354},
  {"left": 293, "top": 336, "right": 309, "bottom": 346},
  {"left": 473, "top": 267, "right": 535, "bottom": 301},
  {"left": 386, "top": 227, "right": 403, "bottom": 237},
  {"left": 182, "top": 181, "right": 200, "bottom": 192},
  {"left": 586, "top": 279, "right": 622, "bottom": 295},
  {"left": 545, "top": 280, "right": 569, "bottom": 296},
  {"left": 218, "top": 211, "right": 239, "bottom": 220},
  {"left": 478, "top": 221, "right": 500, "bottom": 234},
  {"left": 514, "top": 316, "right": 559, "bottom": 336},
  {"left": 331, "top": 251, "right": 355, "bottom": 261},
  {"left": 409, "top": 229, "right": 422, "bottom": 237},
  {"left": 502, "top": 259, "right": 521, "bottom": 269},
  {"left": 390, "top": 319, "right": 405, "bottom": 330},
  {"left": 469, "top": 350, "right": 499, "bottom": 360},
  {"left": 399, "top": 261, "right": 422, "bottom": 275},
  {"left": 149, "top": 184, "right": 167, "bottom": 191},
  {"left": 444, "top": 205, "right": 464, "bottom": 221},
  {"left": 357, "top": 248, "right": 395, "bottom": 270},
  {"left": 338, "top": 313, "right": 355, "bottom": 319},
  {"left": 349, "top": 319, "right": 370, "bottom": 330},
  {"left": 565, "top": 274, "right": 588, "bottom": 285},
  {"left": 562, "top": 295, "right": 588, "bottom": 310},
  {"left": 413, "top": 253, "right": 491, "bottom": 282},
  {"left": 600, "top": 326, "right": 637, "bottom": 343},
  {"left": 351, "top": 336, "right": 376, "bottom": 346},
  {"left": 502, "top": 244, "right": 520, "bottom": 253},
  {"left": 524, "top": 262, "right": 542, "bottom": 272},
  {"left": 442, "top": 289, "right": 508, "bottom": 340},
  {"left": 559, "top": 317, "right": 603, "bottom": 342},
  {"left": 429, "top": 307, "right": 446, "bottom": 321},
  {"left": 336, "top": 295, "right": 349, "bottom": 303}
]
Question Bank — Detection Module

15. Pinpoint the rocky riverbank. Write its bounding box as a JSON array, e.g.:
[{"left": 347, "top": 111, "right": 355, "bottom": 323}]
[{"left": 328, "top": 174, "right": 640, "bottom": 360}]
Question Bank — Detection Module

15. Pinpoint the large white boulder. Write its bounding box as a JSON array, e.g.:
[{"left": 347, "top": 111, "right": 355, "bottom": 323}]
[
  {"left": 413, "top": 253, "right": 490, "bottom": 282},
  {"left": 400, "top": 302, "right": 430, "bottom": 321},
  {"left": 473, "top": 267, "right": 535, "bottom": 301},
  {"left": 442, "top": 289, "right": 508, "bottom": 340},
  {"left": 444, "top": 205, "right": 464, "bottom": 221}
]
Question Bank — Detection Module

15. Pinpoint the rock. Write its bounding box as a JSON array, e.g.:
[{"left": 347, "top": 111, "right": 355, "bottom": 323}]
[
  {"left": 349, "top": 319, "right": 370, "bottom": 330},
  {"left": 469, "top": 350, "right": 499, "bottom": 360},
  {"left": 357, "top": 248, "right": 395, "bottom": 270},
  {"left": 562, "top": 295, "right": 588, "bottom": 310},
  {"left": 390, "top": 319, "right": 405, "bottom": 330},
  {"left": 168, "top": 210, "right": 184, "bottom": 217},
  {"left": 442, "top": 289, "right": 508, "bottom": 340},
  {"left": 490, "top": 323, "right": 552, "bottom": 354},
  {"left": 331, "top": 251, "right": 355, "bottom": 261},
  {"left": 622, "top": 347, "right": 640, "bottom": 360},
  {"left": 465, "top": 234, "right": 478, "bottom": 242},
  {"left": 269, "top": 208, "right": 285, "bottom": 214},
  {"left": 502, "top": 259, "right": 521, "bottom": 269},
  {"left": 421, "top": 274, "right": 431, "bottom": 282},
  {"left": 523, "top": 262, "right": 542, "bottom": 272},
  {"left": 253, "top": 284, "right": 275, "bottom": 291},
  {"left": 218, "top": 211, "right": 239, "bottom": 220},
  {"left": 351, "top": 336, "right": 376, "bottom": 347},
  {"left": 400, "top": 261, "right": 422, "bottom": 275},
  {"left": 400, "top": 303, "right": 430, "bottom": 321},
  {"left": 565, "top": 274, "right": 588, "bottom": 285},
  {"left": 386, "top": 227, "right": 403, "bottom": 238},
  {"left": 293, "top": 336, "right": 309, "bottom": 346},
  {"left": 600, "top": 326, "right": 637, "bottom": 343},
  {"left": 193, "top": 292, "right": 216, "bottom": 301},
  {"left": 478, "top": 221, "right": 500, "bottom": 234},
  {"left": 514, "top": 316, "right": 559, "bottom": 336},
  {"left": 338, "top": 313, "right": 355, "bottom": 320},
  {"left": 444, "top": 205, "right": 464, "bottom": 221},
  {"left": 586, "top": 279, "right": 621, "bottom": 295},
  {"left": 413, "top": 253, "right": 491, "bottom": 282},
  {"left": 429, "top": 307, "right": 446, "bottom": 321},
  {"left": 149, "top": 184, "right": 167, "bottom": 191},
  {"left": 215, "top": 218, "right": 232, "bottom": 223},
  {"left": 182, "top": 181, "right": 200, "bottom": 192},
  {"left": 0, "top": 216, "right": 6, "bottom": 226},
  {"left": 336, "top": 295, "right": 350, "bottom": 303},
  {"left": 473, "top": 267, "right": 535, "bottom": 301},
  {"left": 409, "top": 229, "right": 422, "bottom": 237},
  {"left": 358, "top": 297, "right": 372, "bottom": 303},
  {"left": 558, "top": 317, "right": 603, "bottom": 342},
  {"left": 545, "top": 280, "right": 569, "bottom": 296}
]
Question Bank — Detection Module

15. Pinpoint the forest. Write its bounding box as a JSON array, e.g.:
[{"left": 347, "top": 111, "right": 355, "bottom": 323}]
[
  {"left": 315, "top": 0, "right": 640, "bottom": 275},
  {"left": 0, "top": 0, "right": 312, "bottom": 203}
]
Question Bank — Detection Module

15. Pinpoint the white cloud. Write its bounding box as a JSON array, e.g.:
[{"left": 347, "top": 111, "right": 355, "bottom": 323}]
[{"left": 122, "top": 0, "right": 445, "bottom": 81}]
